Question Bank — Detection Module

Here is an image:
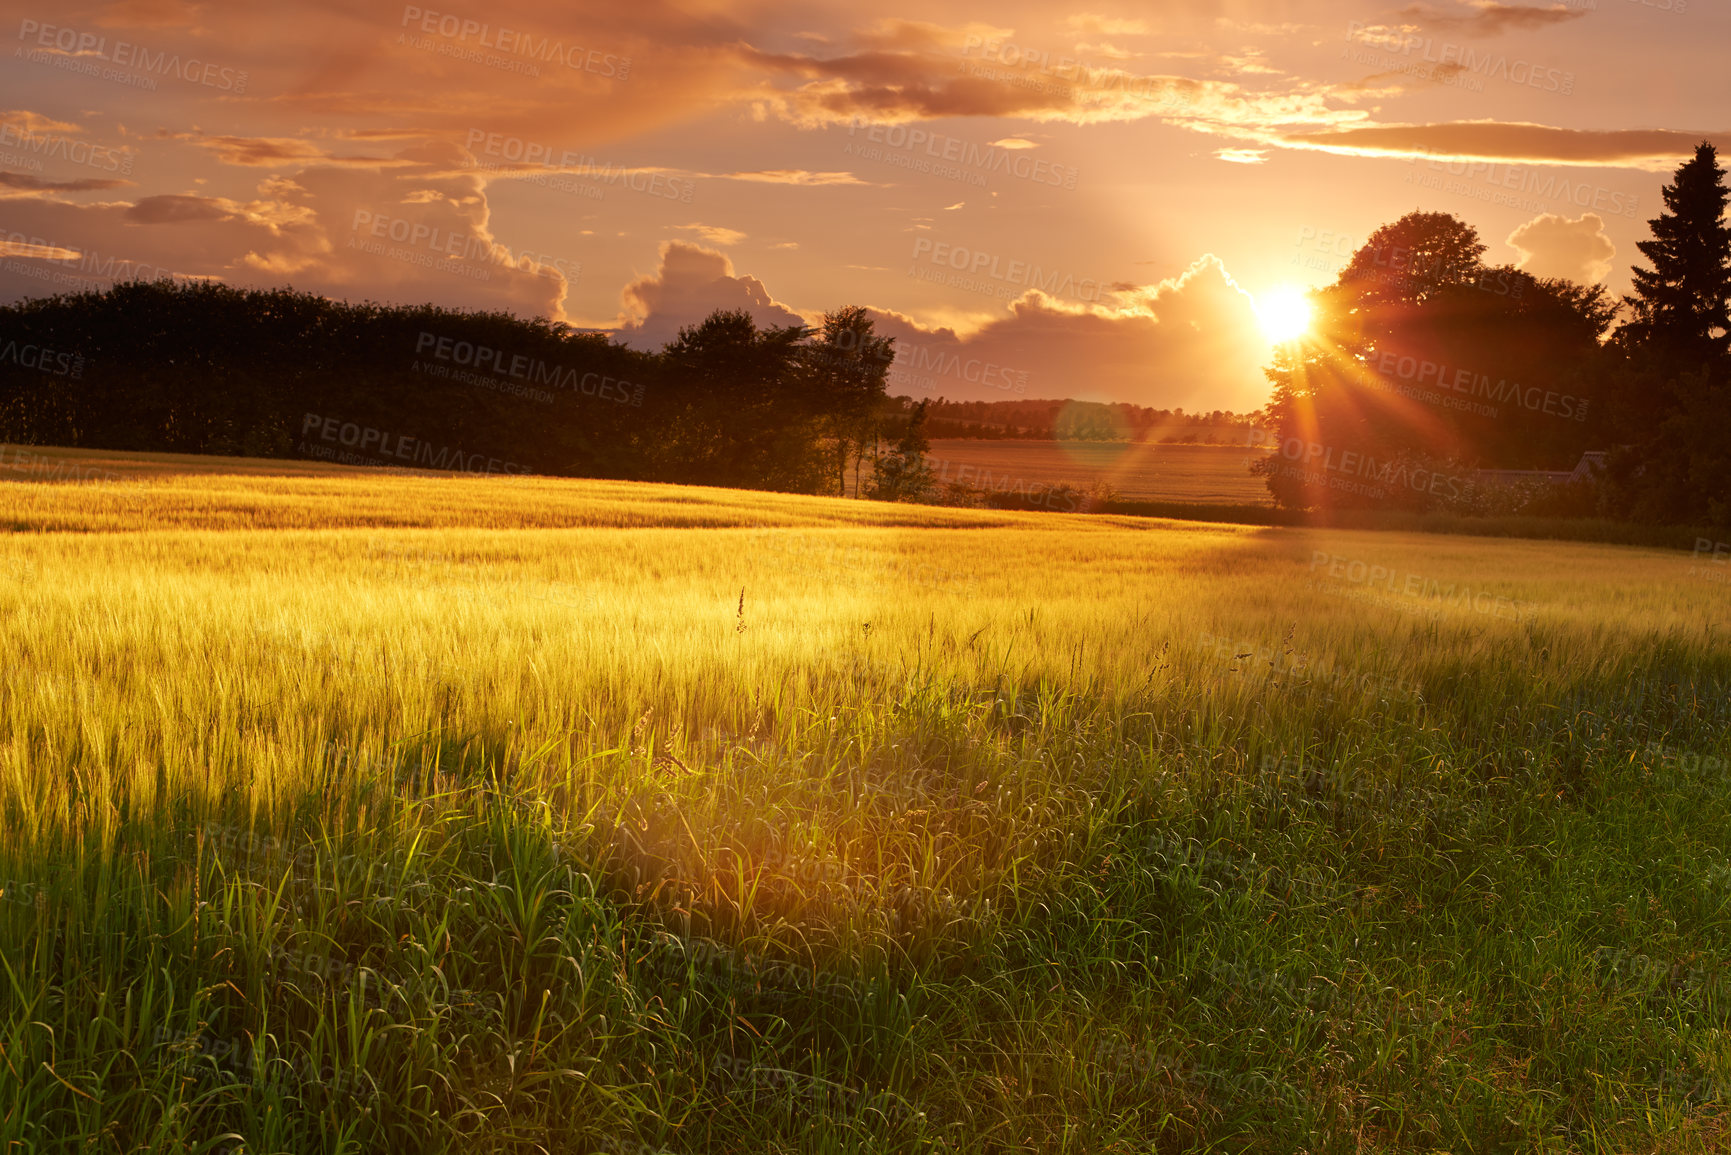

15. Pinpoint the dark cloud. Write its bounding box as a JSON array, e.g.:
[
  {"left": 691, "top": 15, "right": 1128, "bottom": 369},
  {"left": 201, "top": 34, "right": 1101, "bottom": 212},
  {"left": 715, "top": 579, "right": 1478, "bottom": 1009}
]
[
  {"left": 0, "top": 173, "right": 130, "bottom": 193},
  {"left": 1282, "top": 122, "right": 1724, "bottom": 169},
  {"left": 198, "top": 136, "right": 393, "bottom": 167},
  {"left": 1398, "top": 2, "right": 1587, "bottom": 37},
  {"left": 125, "top": 195, "right": 244, "bottom": 224}
]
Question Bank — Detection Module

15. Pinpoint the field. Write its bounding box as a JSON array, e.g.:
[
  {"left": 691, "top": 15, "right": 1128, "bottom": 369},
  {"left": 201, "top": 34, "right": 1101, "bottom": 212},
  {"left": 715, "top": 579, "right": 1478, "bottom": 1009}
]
[
  {"left": 921, "top": 441, "right": 1271, "bottom": 505},
  {"left": 3, "top": 445, "right": 1731, "bottom": 1153}
]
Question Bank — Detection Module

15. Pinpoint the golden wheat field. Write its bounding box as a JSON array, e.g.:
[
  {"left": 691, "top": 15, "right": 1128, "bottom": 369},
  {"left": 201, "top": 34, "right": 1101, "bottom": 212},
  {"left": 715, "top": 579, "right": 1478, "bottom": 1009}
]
[{"left": 3, "top": 445, "right": 1731, "bottom": 1154}]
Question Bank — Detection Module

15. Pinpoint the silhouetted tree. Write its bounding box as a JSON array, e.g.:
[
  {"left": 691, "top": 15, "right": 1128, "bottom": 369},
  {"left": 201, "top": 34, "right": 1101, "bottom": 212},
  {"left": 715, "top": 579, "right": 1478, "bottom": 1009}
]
[
  {"left": 803, "top": 306, "right": 894, "bottom": 495},
  {"left": 1601, "top": 143, "right": 1731, "bottom": 524},
  {"left": 1618, "top": 142, "right": 1731, "bottom": 370},
  {"left": 867, "top": 399, "right": 935, "bottom": 502}
]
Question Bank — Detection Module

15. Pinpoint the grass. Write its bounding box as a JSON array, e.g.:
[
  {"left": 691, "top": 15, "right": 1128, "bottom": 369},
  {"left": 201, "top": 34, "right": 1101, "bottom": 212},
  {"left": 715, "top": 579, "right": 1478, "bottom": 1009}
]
[{"left": 2, "top": 445, "right": 1730, "bottom": 1153}]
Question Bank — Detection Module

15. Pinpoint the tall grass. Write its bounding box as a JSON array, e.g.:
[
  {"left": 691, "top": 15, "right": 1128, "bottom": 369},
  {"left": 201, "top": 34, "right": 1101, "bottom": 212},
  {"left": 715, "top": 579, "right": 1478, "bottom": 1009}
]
[{"left": 2, "top": 448, "right": 1729, "bottom": 1153}]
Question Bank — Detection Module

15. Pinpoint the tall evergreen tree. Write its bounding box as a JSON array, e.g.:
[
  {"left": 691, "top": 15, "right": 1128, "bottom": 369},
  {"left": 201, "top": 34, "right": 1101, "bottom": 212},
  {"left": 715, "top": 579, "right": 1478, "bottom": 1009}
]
[{"left": 1619, "top": 142, "right": 1731, "bottom": 367}]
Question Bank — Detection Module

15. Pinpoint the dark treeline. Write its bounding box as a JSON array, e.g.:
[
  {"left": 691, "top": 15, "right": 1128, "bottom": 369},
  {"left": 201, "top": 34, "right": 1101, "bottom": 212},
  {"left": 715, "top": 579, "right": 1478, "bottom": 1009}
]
[
  {"left": 0, "top": 285, "right": 901, "bottom": 494},
  {"left": 1259, "top": 142, "right": 1731, "bottom": 525},
  {"left": 919, "top": 399, "right": 1260, "bottom": 442}
]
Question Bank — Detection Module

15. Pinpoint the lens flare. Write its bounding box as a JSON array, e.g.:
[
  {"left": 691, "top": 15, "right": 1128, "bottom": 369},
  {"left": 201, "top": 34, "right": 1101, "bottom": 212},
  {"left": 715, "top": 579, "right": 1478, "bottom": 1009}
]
[{"left": 1257, "top": 286, "right": 1313, "bottom": 343}]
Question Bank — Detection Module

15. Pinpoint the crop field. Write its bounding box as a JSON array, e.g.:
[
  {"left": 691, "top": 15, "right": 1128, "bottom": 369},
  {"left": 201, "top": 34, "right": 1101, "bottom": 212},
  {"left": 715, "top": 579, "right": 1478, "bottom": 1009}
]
[
  {"left": 921, "top": 441, "right": 1271, "bottom": 506},
  {"left": 2, "top": 446, "right": 1730, "bottom": 1153}
]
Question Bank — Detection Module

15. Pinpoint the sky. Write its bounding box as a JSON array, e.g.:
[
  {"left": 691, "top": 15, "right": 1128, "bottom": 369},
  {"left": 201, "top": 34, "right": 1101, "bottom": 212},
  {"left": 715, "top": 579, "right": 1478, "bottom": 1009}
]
[{"left": 0, "top": 0, "right": 1723, "bottom": 410}]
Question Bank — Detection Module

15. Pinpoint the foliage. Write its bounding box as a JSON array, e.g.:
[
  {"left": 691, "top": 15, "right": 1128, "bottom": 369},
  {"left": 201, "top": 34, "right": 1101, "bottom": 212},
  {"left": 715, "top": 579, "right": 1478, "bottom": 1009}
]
[
  {"left": 865, "top": 398, "right": 936, "bottom": 502},
  {"left": 0, "top": 280, "right": 894, "bottom": 496}
]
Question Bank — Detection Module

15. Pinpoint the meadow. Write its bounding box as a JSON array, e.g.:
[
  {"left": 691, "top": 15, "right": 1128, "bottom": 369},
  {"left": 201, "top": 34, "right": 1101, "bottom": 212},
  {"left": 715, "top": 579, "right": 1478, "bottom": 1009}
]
[
  {"left": 2, "top": 445, "right": 1730, "bottom": 1154},
  {"left": 920, "top": 441, "right": 1271, "bottom": 506}
]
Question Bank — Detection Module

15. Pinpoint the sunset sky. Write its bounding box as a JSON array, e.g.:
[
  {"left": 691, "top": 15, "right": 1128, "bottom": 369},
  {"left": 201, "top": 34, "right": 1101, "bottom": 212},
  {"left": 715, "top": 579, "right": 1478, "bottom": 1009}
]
[{"left": 0, "top": 0, "right": 1723, "bottom": 409}]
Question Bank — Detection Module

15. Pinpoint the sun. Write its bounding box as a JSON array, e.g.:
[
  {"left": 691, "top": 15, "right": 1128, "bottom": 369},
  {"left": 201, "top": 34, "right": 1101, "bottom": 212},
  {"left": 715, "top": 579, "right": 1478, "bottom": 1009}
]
[{"left": 1256, "top": 286, "right": 1314, "bottom": 343}]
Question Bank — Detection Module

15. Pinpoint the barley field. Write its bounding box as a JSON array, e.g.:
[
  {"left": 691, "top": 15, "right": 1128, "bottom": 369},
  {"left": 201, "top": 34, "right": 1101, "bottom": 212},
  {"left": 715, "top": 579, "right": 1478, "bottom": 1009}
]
[
  {"left": 2, "top": 445, "right": 1729, "bottom": 1154},
  {"left": 920, "top": 441, "right": 1271, "bottom": 505}
]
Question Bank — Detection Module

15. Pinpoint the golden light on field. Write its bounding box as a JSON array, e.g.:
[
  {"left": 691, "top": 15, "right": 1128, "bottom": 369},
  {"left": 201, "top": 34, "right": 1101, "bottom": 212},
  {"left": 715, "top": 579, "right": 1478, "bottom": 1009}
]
[{"left": 1256, "top": 286, "right": 1314, "bottom": 343}]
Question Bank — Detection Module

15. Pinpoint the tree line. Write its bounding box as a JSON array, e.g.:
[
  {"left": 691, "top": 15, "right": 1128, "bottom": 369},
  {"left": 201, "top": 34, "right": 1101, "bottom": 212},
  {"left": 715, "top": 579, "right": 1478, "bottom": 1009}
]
[
  {"left": 918, "top": 399, "right": 1259, "bottom": 442},
  {"left": 0, "top": 285, "right": 905, "bottom": 495},
  {"left": 1258, "top": 142, "right": 1731, "bottom": 525}
]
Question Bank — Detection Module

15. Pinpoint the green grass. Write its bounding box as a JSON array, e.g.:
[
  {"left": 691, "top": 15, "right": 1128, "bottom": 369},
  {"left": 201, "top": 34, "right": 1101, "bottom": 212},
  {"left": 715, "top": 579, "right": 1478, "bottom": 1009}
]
[{"left": 1, "top": 446, "right": 1729, "bottom": 1153}]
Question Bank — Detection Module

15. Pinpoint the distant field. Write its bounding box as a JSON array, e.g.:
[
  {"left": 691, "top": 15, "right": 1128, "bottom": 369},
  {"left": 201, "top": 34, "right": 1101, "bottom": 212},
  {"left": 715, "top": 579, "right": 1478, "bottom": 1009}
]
[
  {"left": 922, "top": 440, "right": 1273, "bottom": 505},
  {"left": 3, "top": 445, "right": 1730, "bottom": 1154}
]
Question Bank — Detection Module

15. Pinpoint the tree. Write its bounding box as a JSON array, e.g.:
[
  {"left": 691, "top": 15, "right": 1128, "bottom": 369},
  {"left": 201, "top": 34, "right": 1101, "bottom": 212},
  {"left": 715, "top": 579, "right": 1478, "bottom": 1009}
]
[
  {"left": 655, "top": 309, "right": 824, "bottom": 491},
  {"left": 802, "top": 306, "right": 894, "bottom": 496},
  {"left": 1337, "top": 211, "right": 1490, "bottom": 306},
  {"left": 866, "top": 399, "right": 935, "bottom": 502},
  {"left": 1619, "top": 142, "right": 1731, "bottom": 369}
]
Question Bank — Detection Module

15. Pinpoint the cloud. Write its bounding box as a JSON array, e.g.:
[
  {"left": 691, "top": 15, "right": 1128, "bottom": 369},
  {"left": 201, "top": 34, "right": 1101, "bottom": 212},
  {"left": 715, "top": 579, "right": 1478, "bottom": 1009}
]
[
  {"left": 870, "top": 255, "right": 1272, "bottom": 410},
  {"left": 1215, "top": 149, "right": 1267, "bottom": 164},
  {"left": 677, "top": 223, "right": 747, "bottom": 246},
  {"left": 124, "top": 195, "right": 247, "bottom": 224},
  {"left": 1398, "top": 2, "right": 1586, "bottom": 37},
  {"left": 608, "top": 241, "right": 1270, "bottom": 406},
  {"left": 0, "top": 173, "right": 130, "bottom": 193},
  {"left": 742, "top": 40, "right": 1368, "bottom": 135},
  {"left": 0, "top": 157, "right": 578, "bottom": 321},
  {"left": 95, "top": 0, "right": 202, "bottom": 27},
  {"left": 1507, "top": 212, "right": 1615, "bottom": 284},
  {"left": 198, "top": 136, "right": 395, "bottom": 167},
  {"left": 0, "top": 110, "right": 82, "bottom": 135},
  {"left": 1067, "top": 15, "right": 1154, "bottom": 36},
  {"left": 613, "top": 241, "right": 809, "bottom": 350},
  {"left": 715, "top": 169, "right": 868, "bottom": 185},
  {"left": 1281, "top": 122, "right": 1725, "bottom": 170}
]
